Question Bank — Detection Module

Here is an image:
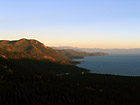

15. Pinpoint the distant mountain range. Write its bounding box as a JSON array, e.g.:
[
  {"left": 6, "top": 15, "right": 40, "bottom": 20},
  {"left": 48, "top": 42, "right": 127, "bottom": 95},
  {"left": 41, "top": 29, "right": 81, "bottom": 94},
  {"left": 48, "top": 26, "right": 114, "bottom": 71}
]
[
  {"left": 54, "top": 46, "right": 140, "bottom": 55},
  {"left": 56, "top": 49, "right": 108, "bottom": 59}
]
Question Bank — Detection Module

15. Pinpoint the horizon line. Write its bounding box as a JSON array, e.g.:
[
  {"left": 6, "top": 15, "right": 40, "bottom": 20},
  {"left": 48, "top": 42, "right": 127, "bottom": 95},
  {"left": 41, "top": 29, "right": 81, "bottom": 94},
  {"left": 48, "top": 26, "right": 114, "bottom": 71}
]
[{"left": 52, "top": 46, "right": 140, "bottom": 50}]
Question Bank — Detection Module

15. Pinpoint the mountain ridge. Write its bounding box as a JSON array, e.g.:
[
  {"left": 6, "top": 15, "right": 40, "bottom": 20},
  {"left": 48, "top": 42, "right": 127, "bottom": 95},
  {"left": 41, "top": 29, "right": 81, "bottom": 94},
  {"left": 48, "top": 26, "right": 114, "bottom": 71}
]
[
  {"left": 0, "top": 38, "right": 70, "bottom": 63},
  {"left": 56, "top": 49, "right": 108, "bottom": 59}
]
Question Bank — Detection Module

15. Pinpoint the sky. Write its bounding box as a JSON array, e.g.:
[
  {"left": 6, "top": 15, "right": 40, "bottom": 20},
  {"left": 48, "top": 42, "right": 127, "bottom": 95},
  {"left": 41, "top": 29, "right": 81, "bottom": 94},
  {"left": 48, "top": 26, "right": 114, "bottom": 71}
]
[{"left": 0, "top": 0, "right": 140, "bottom": 49}]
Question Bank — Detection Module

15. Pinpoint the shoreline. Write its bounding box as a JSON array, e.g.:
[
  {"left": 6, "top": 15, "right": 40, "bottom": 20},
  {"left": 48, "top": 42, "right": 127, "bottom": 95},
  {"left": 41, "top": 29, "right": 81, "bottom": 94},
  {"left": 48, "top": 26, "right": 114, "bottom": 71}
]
[{"left": 71, "top": 60, "right": 86, "bottom": 65}]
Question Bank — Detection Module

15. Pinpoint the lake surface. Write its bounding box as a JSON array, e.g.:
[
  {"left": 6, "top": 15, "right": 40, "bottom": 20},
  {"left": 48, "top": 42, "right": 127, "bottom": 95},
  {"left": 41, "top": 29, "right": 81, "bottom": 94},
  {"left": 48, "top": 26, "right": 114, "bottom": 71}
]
[{"left": 74, "top": 55, "right": 140, "bottom": 76}]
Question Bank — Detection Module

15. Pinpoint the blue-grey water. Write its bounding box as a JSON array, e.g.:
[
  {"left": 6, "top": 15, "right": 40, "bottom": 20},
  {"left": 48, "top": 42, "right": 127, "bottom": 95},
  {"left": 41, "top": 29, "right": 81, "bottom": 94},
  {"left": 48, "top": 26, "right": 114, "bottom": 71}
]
[{"left": 74, "top": 55, "right": 140, "bottom": 76}]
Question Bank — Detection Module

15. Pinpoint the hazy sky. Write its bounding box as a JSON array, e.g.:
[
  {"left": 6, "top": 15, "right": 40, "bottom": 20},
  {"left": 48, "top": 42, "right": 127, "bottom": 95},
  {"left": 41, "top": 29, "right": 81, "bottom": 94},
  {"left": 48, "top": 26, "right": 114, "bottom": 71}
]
[{"left": 0, "top": 0, "right": 140, "bottom": 48}]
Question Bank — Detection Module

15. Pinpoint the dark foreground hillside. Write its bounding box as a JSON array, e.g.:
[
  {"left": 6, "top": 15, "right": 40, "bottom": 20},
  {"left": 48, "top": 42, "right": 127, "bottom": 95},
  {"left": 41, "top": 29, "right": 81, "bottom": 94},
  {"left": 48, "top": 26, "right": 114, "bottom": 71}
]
[
  {"left": 0, "top": 73, "right": 140, "bottom": 105},
  {"left": 0, "top": 57, "right": 140, "bottom": 105}
]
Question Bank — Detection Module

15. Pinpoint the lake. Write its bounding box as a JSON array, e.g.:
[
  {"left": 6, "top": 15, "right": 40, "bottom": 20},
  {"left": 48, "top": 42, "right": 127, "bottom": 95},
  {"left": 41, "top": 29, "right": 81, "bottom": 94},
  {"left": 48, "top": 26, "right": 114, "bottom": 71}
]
[{"left": 74, "top": 55, "right": 140, "bottom": 76}]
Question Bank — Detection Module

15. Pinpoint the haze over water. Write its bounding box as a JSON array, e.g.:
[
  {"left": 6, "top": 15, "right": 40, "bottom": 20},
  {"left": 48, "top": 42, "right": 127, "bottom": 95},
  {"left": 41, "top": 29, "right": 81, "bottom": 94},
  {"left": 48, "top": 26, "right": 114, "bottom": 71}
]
[{"left": 74, "top": 55, "right": 140, "bottom": 76}]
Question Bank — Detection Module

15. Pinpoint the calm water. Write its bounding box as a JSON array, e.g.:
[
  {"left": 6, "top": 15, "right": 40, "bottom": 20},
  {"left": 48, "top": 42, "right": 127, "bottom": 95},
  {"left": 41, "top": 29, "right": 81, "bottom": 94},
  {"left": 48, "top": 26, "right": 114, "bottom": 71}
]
[{"left": 74, "top": 55, "right": 140, "bottom": 76}]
